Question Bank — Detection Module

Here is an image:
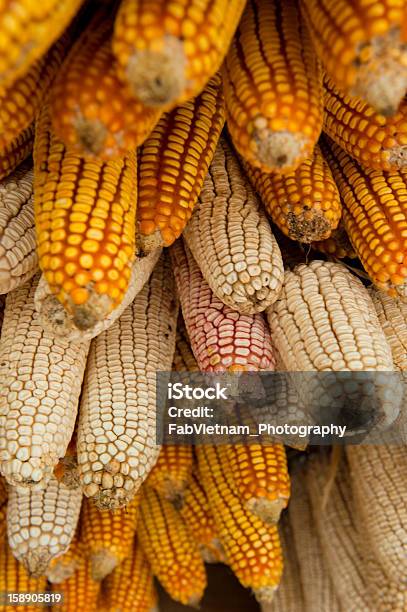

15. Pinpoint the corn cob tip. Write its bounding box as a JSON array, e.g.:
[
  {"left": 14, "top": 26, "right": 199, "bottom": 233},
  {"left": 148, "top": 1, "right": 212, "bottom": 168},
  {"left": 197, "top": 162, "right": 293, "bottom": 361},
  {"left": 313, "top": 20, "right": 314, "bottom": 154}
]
[
  {"left": 253, "top": 129, "right": 307, "bottom": 172},
  {"left": 126, "top": 36, "right": 186, "bottom": 107},
  {"left": 254, "top": 585, "right": 278, "bottom": 605},
  {"left": 246, "top": 497, "right": 287, "bottom": 525},
  {"left": 22, "top": 547, "right": 53, "bottom": 578},
  {"left": 54, "top": 457, "right": 80, "bottom": 490},
  {"left": 47, "top": 560, "right": 78, "bottom": 584},
  {"left": 83, "top": 479, "right": 136, "bottom": 511},
  {"left": 389, "top": 145, "right": 407, "bottom": 168},
  {"left": 285, "top": 208, "right": 332, "bottom": 243},
  {"left": 70, "top": 291, "right": 113, "bottom": 330},
  {"left": 137, "top": 229, "right": 165, "bottom": 255},
  {"left": 91, "top": 550, "right": 118, "bottom": 581},
  {"left": 35, "top": 292, "right": 71, "bottom": 337},
  {"left": 73, "top": 117, "right": 108, "bottom": 157}
]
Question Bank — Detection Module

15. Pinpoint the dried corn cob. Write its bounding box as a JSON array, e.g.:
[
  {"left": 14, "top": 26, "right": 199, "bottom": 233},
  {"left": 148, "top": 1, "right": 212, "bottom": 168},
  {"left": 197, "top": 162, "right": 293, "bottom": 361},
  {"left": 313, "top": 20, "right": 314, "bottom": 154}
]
[
  {"left": 35, "top": 248, "right": 161, "bottom": 342},
  {"left": 0, "top": 126, "right": 34, "bottom": 182},
  {"left": 139, "top": 485, "right": 206, "bottom": 606},
  {"left": 300, "top": 0, "right": 407, "bottom": 115},
  {"left": 7, "top": 476, "right": 82, "bottom": 577},
  {"left": 0, "top": 161, "right": 37, "bottom": 294},
  {"left": 81, "top": 494, "right": 140, "bottom": 581},
  {"left": 312, "top": 223, "right": 357, "bottom": 259},
  {"left": 172, "top": 316, "right": 199, "bottom": 372},
  {"left": 51, "top": 17, "right": 159, "bottom": 159},
  {"left": 322, "top": 138, "right": 407, "bottom": 299},
  {"left": 101, "top": 538, "right": 158, "bottom": 612},
  {"left": 0, "top": 295, "right": 4, "bottom": 330},
  {"left": 170, "top": 240, "right": 275, "bottom": 372},
  {"left": 183, "top": 139, "right": 284, "bottom": 314},
  {"left": 0, "top": 538, "right": 47, "bottom": 612},
  {"left": 146, "top": 445, "right": 193, "bottom": 504},
  {"left": 219, "top": 443, "right": 290, "bottom": 524},
  {"left": 346, "top": 445, "right": 407, "bottom": 585},
  {"left": 368, "top": 287, "right": 407, "bottom": 371},
  {"left": 34, "top": 102, "right": 137, "bottom": 329},
  {"left": 223, "top": 0, "right": 323, "bottom": 173},
  {"left": 47, "top": 529, "right": 84, "bottom": 584},
  {"left": 113, "top": 0, "right": 245, "bottom": 108},
  {"left": 0, "top": 477, "right": 7, "bottom": 541},
  {"left": 52, "top": 556, "right": 100, "bottom": 612},
  {"left": 179, "top": 470, "right": 226, "bottom": 563},
  {"left": 53, "top": 434, "right": 79, "bottom": 490},
  {"left": 78, "top": 254, "right": 178, "bottom": 509},
  {"left": 197, "top": 445, "right": 283, "bottom": 603},
  {"left": 137, "top": 73, "right": 225, "bottom": 252},
  {"left": 244, "top": 144, "right": 341, "bottom": 243}
]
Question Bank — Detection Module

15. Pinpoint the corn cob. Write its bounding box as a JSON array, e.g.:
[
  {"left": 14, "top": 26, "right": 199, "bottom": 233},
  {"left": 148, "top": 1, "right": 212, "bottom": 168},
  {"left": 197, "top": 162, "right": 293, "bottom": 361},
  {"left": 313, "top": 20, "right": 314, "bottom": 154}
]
[
  {"left": 300, "top": 0, "right": 407, "bottom": 115},
  {"left": 53, "top": 434, "right": 79, "bottom": 490},
  {"left": 223, "top": 0, "right": 323, "bottom": 173},
  {"left": 368, "top": 287, "right": 407, "bottom": 371},
  {"left": 0, "top": 125, "right": 34, "bottom": 182},
  {"left": 0, "top": 274, "right": 90, "bottom": 488},
  {"left": 244, "top": 144, "right": 342, "bottom": 243},
  {"left": 170, "top": 240, "right": 275, "bottom": 372},
  {"left": 0, "top": 538, "right": 47, "bottom": 612},
  {"left": 34, "top": 102, "right": 137, "bottom": 329},
  {"left": 172, "top": 315, "right": 199, "bottom": 372},
  {"left": 113, "top": 0, "right": 245, "bottom": 109},
  {"left": 51, "top": 17, "right": 159, "bottom": 159},
  {"left": 183, "top": 139, "right": 284, "bottom": 314},
  {"left": 146, "top": 445, "right": 193, "bottom": 504},
  {"left": 322, "top": 138, "right": 407, "bottom": 299},
  {"left": 0, "top": 294, "right": 4, "bottom": 330},
  {"left": 77, "top": 254, "right": 178, "bottom": 509},
  {"left": 197, "top": 445, "right": 283, "bottom": 603},
  {"left": 139, "top": 485, "right": 206, "bottom": 606},
  {"left": 137, "top": 73, "right": 224, "bottom": 252},
  {"left": 179, "top": 470, "right": 226, "bottom": 563},
  {"left": 47, "top": 528, "right": 84, "bottom": 584},
  {"left": 7, "top": 476, "right": 82, "bottom": 577},
  {"left": 52, "top": 556, "right": 100, "bottom": 612},
  {"left": 0, "top": 160, "right": 37, "bottom": 294},
  {"left": 312, "top": 223, "right": 357, "bottom": 259},
  {"left": 0, "top": 477, "right": 7, "bottom": 541},
  {"left": 101, "top": 538, "right": 158, "bottom": 612},
  {"left": 35, "top": 248, "right": 161, "bottom": 342},
  {"left": 219, "top": 443, "right": 290, "bottom": 524},
  {"left": 81, "top": 494, "right": 140, "bottom": 581},
  {"left": 346, "top": 444, "right": 407, "bottom": 585}
]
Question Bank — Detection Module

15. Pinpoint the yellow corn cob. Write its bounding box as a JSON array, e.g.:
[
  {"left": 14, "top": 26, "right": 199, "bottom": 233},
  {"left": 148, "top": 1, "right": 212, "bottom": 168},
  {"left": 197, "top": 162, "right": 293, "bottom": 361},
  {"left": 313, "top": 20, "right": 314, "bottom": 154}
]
[
  {"left": 146, "top": 445, "right": 193, "bottom": 504},
  {"left": 0, "top": 274, "right": 90, "bottom": 488},
  {"left": 34, "top": 102, "right": 137, "bottom": 330},
  {"left": 81, "top": 494, "right": 140, "bottom": 581},
  {"left": 51, "top": 17, "right": 159, "bottom": 159},
  {"left": 368, "top": 287, "right": 407, "bottom": 371},
  {"left": 244, "top": 144, "right": 342, "bottom": 243},
  {"left": 47, "top": 529, "right": 84, "bottom": 584},
  {"left": 0, "top": 125, "right": 33, "bottom": 182},
  {"left": 179, "top": 470, "right": 226, "bottom": 563},
  {"left": 219, "top": 443, "right": 290, "bottom": 524},
  {"left": 0, "top": 160, "right": 37, "bottom": 294},
  {"left": 53, "top": 433, "right": 79, "bottom": 490},
  {"left": 77, "top": 254, "right": 178, "bottom": 509},
  {"left": 300, "top": 0, "right": 407, "bottom": 115},
  {"left": 172, "top": 315, "right": 199, "bottom": 372},
  {"left": 51, "top": 556, "right": 100, "bottom": 612},
  {"left": 0, "top": 539, "right": 47, "bottom": 612},
  {"left": 223, "top": 0, "right": 323, "bottom": 173},
  {"left": 139, "top": 485, "right": 207, "bottom": 606},
  {"left": 183, "top": 138, "right": 284, "bottom": 314},
  {"left": 112, "top": 0, "right": 246, "bottom": 109},
  {"left": 322, "top": 138, "right": 407, "bottom": 300},
  {"left": 34, "top": 248, "right": 161, "bottom": 342},
  {"left": 0, "top": 477, "right": 7, "bottom": 541},
  {"left": 7, "top": 476, "right": 82, "bottom": 577},
  {"left": 312, "top": 223, "right": 357, "bottom": 259},
  {"left": 137, "top": 72, "right": 225, "bottom": 253},
  {"left": 101, "top": 538, "right": 158, "bottom": 612},
  {"left": 197, "top": 445, "right": 283, "bottom": 604}
]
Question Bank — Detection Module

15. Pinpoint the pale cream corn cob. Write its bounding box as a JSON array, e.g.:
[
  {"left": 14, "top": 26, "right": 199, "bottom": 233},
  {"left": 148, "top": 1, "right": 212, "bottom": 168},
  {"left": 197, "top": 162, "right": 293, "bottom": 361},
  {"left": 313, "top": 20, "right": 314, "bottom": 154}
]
[
  {"left": 146, "top": 444, "right": 193, "bottom": 504},
  {"left": 7, "top": 475, "right": 82, "bottom": 577},
  {"left": 51, "top": 555, "right": 100, "bottom": 612},
  {"left": 0, "top": 125, "right": 34, "bottom": 182},
  {"left": 0, "top": 274, "right": 90, "bottom": 487},
  {"left": 368, "top": 287, "right": 407, "bottom": 371},
  {"left": 35, "top": 248, "right": 162, "bottom": 342},
  {"left": 172, "top": 315, "right": 199, "bottom": 372},
  {"left": 0, "top": 161, "right": 37, "bottom": 294},
  {"left": 183, "top": 138, "right": 283, "bottom": 314},
  {"left": 77, "top": 253, "right": 178, "bottom": 509},
  {"left": 47, "top": 528, "right": 84, "bottom": 584}
]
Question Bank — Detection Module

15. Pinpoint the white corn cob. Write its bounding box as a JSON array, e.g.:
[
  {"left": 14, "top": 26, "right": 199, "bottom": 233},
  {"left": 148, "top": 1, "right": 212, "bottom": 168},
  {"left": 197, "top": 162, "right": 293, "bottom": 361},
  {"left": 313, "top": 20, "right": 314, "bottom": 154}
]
[
  {"left": 7, "top": 475, "right": 82, "bottom": 577},
  {"left": 34, "top": 248, "right": 162, "bottom": 342},
  {"left": 0, "top": 161, "right": 37, "bottom": 294},
  {"left": 0, "top": 274, "right": 90, "bottom": 487},
  {"left": 183, "top": 138, "right": 283, "bottom": 314},
  {"left": 368, "top": 287, "right": 407, "bottom": 371},
  {"left": 77, "top": 253, "right": 178, "bottom": 510}
]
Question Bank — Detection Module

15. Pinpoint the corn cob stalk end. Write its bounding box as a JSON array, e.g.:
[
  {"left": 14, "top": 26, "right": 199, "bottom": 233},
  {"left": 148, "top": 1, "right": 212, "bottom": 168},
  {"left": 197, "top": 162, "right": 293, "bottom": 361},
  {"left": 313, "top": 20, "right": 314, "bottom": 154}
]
[
  {"left": 247, "top": 497, "right": 288, "bottom": 526},
  {"left": 91, "top": 549, "right": 118, "bottom": 581},
  {"left": 255, "top": 585, "right": 278, "bottom": 605},
  {"left": 253, "top": 129, "right": 307, "bottom": 173}
]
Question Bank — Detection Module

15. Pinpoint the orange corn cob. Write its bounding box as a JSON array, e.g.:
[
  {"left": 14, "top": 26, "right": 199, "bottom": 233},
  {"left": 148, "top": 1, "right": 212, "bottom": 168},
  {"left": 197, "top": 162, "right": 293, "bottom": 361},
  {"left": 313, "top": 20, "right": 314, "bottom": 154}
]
[
  {"left": 322, "top": 137, "right": 407, "bottom": 300},
  {"left": 47, "top": 529, "right": 84, "bottom": 584},
  {"left": 139, "top": 485, "right": 207, "bottom": 606},
  {"left": 0, "top": 126, "right": 34, "bottom": 182},
  {"left": 137, "top": 73, "right": 225, "bottom": 253},
  {"left": 197, "top": 445, "right": 283, "bottom": 604},
  {"left": 324, "top": 76, "right": 407, "bottom": 171},
  {"left": 300, "top": 0, "right": 407, "bottom": 115},
  {"left": 146, "top": 445, "right": 193, "bottom": 504},
  {"left": 112, "top": 0, "right": 246, "bottom": 109},
  {"left": 223, "top": 0, "right": 323, "bottom": 173},
  {"left": 312, "top": 223, "right": 357, "bottom": 259},
  {"left": 244, "top": 144, "right": 342, "bottom": 243},
  {"left": 51, "top": 16, "right": 159, "bottom": 159},
  {"left": 0, "top": 539, "right": 47, "bottom": 612},
  {"left": 81, "top": 495, "right": 140, "bottom": 581},
  {"left": 34, "top": 102, "right": 137, "bottom": 329},
  {"left": 51, "top": 556, "right": 100, "bottom": 612}
]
